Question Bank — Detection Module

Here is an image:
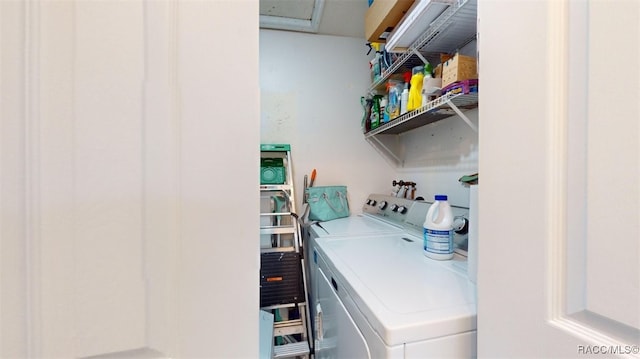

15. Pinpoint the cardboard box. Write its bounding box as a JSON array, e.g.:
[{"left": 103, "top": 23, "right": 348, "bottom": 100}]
[
  {"left": 440, "top": 53, "right": 453, "bottom": 64},
  {"left": 441, "top": 54, "right": 477, "bottom": 88},
  {"left": 434, "top": 63, "right": 443, "bottom": 78},
  {"left": 432, "top": 54, "right": 450, "bottom": 78},
  {"left": 365, "top": 0, "right": 415, "bottom": 43}
]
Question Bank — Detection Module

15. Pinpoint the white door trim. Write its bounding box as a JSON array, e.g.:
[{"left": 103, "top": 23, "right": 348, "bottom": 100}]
[{"left": 24, "top": 0, "right": 42, "bottom": 356}]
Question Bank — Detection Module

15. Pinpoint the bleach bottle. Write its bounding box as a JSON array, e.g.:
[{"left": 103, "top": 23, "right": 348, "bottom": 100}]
[{"left": 423, "top": 195, "right": 454, "bottom": 260}]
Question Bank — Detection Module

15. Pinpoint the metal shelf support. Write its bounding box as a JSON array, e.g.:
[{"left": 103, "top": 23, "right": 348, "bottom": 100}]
[
  {"left": 368, "top": 135, "right": 402, "bottom": 165},
  {"left": 364, "top": 93, "right": 478, "bottom": 167},
  {"left": 448, "top": 101, "right": 478, "bottom": 132},
  {"left": 410, "top": 48, "right": 430, "bottom": 66}
]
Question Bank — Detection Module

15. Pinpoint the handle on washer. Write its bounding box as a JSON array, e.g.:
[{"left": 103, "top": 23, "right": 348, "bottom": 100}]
[{"left": 315, "top": 303, "right": 324, "bottom": 341}]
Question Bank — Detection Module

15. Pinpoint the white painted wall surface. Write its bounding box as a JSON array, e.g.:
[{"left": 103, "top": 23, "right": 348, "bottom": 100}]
[
  {"left": 260, "top": 29, "right": 395, "bottom": 209},
  {"left": 396, "top": 109, "right": 478, "bottom": 207}
]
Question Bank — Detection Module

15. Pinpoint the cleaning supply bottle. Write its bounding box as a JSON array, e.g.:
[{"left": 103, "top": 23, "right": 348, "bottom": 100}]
[
  {"left": 361, "top": 96, "right": 372, "bottom": 133},
  {"left": 407, "top": 65, "right": 424, "bottom": 111},
  {"left": 379, "top": 43, "right": 390, "bottom": 75},
  {"left": 370, "top": 95, "right": 382, "bottom": 129},
  {"left": 380, "top": 96, "right": 389, "bottom": 123},
  {"left": 423, "top": 195, "right": 454, "bottom": 260},
  {"left": 370, "top": 42, "right": 382, "bottom": 82},
  {"left": 386, "top": 81, "right": 400, "bottom": 119},
  {"left": 421, "top": 63, "right": 433, "bottom": 107},
  {"left": 400, "top": 72, "right": 411, "bottom": 114}
]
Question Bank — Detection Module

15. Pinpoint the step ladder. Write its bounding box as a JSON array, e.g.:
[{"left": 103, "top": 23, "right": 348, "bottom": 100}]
[{"left": 260, "top": 144, "right": 312, "bottom": 359}]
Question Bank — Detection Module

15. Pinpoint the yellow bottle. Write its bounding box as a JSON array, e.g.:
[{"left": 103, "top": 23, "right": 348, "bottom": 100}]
[{"left": 407, "top": 66, "right": 424, "bottom": 111}]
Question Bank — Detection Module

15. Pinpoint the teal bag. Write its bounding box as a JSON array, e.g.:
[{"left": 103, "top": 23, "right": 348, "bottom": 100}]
[{"left": 305, "top": 186, "right": 350, "bottom": 222}]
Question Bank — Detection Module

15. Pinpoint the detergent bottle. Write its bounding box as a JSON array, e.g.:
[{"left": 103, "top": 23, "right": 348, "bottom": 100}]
[
  {"left": 407, "top": 66, "right": 424, "bottom": 112},
  {"left": 400, "top": 72, "right": 411, "bottom": 114},
  {"left": 421, "top": 63, "right": 433, "bottom": 107},
  {"left": 370, "top": 95, "right": 382, "bottom": 129},
  {"left": 380, "top": 96, "right": 389, "bottom": 123},
  {"left": 386, "top": 81, "right": 400, "bottom": 119},
  {"left": 423, "top": 195, "right": 454, "bottom": 260}
]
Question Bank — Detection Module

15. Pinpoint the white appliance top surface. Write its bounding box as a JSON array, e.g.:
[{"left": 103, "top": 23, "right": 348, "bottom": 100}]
[
  {"left": 308, "top": 193, "right": 417, "bottom": 238},
  {"left": 316, "top": 233, "right": 476, "bottom": 346},
  {"left": 309, "top": 214, "right": 403, "bottom": 238}
]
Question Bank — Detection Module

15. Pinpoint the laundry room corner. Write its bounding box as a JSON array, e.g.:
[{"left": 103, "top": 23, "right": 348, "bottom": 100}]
[
  {"left": 260, "top": 29, "right": 478, "bottom": 210},
  {"left": 259, "top": 29, "right": 396, "bottom": 210},
  {"left": 394, "top": 108, "right": 479, "bottom": 207}
]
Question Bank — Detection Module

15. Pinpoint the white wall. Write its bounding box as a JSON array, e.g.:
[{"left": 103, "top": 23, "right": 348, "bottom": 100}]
[
  {"left": 260, "top": 29, "right": 395, "bottom": 210},
  {"left": 260, "top": 29, "right": 478, "bottom": 209},
  {"left": 396, "top": 109, "right": 478, "bottom": 207}
]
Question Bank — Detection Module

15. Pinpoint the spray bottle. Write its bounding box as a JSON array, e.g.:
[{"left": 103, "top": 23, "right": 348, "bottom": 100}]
[{"left": 370, "top": 42, "right": 382, "bottom": 82}]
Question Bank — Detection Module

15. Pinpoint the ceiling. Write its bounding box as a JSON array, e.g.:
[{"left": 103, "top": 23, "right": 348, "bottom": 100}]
[{"left": 259, "top": 0, "right": 367, "bottom": 38}]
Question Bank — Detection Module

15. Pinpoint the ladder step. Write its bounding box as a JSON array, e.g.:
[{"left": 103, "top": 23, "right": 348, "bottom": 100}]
[
  {"left": 260, "top": 212, "right": 295, "bottom": 217},
  {"left": 261, "top": 184, "right": 293, "bottom": 191},
  {"left": 260, "top": 247, "right": 296, "bottom": 254},
  {"left": 273, "top": 318, "right": 305, "bottom": 336},
  {"left": 273, "top": 341, "right": 310, "bottom": 359},
  {"left": 260, "top": 225, "right": 296, "bottom": 235}
]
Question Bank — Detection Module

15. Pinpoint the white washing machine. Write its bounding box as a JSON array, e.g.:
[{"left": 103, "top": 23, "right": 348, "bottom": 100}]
[
  {"left": 305, "top": 194, "right": 415, "bottom": 301},
  {"left": 310, "top": 200, "right": 476, "bottom": 358},
  {"left": 307, "top": 193, "right": 416, "bottom": 239},
  {"left": 304, "top": 194, "right": 416, "bottom": 353}
]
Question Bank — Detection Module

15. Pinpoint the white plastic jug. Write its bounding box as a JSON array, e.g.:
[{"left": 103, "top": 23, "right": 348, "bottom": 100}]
[{"left": 423, "top": 195, "right": 454, "bottom": 260}]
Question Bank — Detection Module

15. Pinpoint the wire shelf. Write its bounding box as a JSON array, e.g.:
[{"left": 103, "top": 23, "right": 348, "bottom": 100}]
[
  {"left": 367, "top": 0, "right": 477, "bottom": 95},
  {"left": 364, "top": 92, "right": 478, "bottom": 137}
]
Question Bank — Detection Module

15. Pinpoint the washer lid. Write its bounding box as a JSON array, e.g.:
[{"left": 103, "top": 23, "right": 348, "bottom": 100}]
[
  {"left": 309, "top": 215, "right": 403, "bottom": 238},
  {"left": 316, "top": 234, "right": 477, "bottom": 346}
]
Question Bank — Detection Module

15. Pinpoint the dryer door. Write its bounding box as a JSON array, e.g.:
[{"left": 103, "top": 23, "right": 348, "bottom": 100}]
[{"left": 315, "top": 267, "right": 371, "bottom": 359}]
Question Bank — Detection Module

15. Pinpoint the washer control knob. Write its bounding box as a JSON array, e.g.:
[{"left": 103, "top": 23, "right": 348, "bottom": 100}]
[
  {"left": 378, "top": 201, "right": 387, "bottom": 210},
  {"left": 453, "top": 216, "right": 469, "bottom": 234},
  {"left": 370, "top": 200, "right": 377, "bottom": 206},
  {"left": 397, "top": 206, "right": 408, "bottom": 214},
  {"left": 390, "top": 204, "right": 399, "bottom": 212}
]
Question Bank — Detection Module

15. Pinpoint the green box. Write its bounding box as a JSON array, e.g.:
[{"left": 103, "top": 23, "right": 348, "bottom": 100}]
[
  {"left": 260, "top": 143, "right": 291, "bottom": 152},
  {"left": 260, "top": 158, "right": 286, "bottom": 184}
]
